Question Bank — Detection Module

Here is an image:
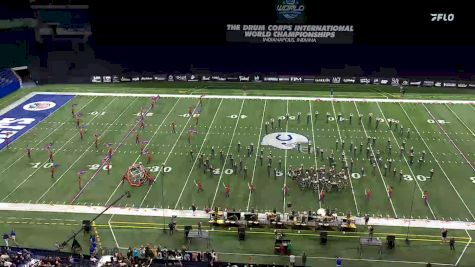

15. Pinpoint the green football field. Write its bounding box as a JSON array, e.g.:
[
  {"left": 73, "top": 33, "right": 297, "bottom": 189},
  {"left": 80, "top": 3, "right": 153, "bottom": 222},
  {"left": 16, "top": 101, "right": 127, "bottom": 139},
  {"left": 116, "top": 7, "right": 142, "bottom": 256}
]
[{"left": 0, "top": 83, "right": 474, "bottom": 266}]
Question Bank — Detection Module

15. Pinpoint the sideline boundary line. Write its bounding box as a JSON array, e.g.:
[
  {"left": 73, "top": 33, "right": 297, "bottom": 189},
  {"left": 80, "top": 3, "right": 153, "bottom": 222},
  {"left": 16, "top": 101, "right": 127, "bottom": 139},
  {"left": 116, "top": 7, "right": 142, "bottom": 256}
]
[{"left": 32, "top": 91, "right": 475, "bottom": 104}]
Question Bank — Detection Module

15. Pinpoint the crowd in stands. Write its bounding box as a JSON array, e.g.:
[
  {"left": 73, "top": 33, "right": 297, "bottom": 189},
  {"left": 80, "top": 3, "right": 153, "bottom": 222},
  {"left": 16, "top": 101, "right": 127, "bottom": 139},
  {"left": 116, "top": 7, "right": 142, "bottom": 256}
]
[{"left": 100, "top": 245, "right": 218, "bottom": 266}]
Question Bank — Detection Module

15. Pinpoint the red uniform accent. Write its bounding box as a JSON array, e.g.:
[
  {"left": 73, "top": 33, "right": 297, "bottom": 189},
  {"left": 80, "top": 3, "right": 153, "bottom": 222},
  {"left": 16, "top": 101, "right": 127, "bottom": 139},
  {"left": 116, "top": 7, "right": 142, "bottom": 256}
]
[
  {"left": 135, "top": 133, "right": 140, "bottom": 144},
  {"left": 319, "top": 190, "right": 325, "bottom": 204},
  {"left": 283, "top": 185, "right": 289, "bottom": 196},
  {"left": 225, "top": 185, "right": 231, "bottom": 197},
  {"left": 197, "top": 180, "right": 203, "bottom": 192},
  {"left": 248, "top": 183, "right": 255, "bottom": 193},
  {"left": 106, "top": 163, "right": 111, "bottom": 175},
  {"left": 76, "top": 117, "right": 80, "bottom": 128},
  {"left": 423, "top": 191, "right": 429, "bottom": 205},
  {"left": 366, "top": 189, "right": 372, "bottom": 201},
  {"left": 108, "top": 148, "right": 113, "bottom": 159},
  {"left": 140, "top": 119, "right": 145, "bottom": 130},
  {"left": 387, "top": 186, "right": 393, "bottom": 199},
  {"left": 146, "top": 152, "right": 152, "bottom": 164},
  {"left": 79, "top": 128, "right": 84, "bottom": 140},
  {"left": 48, "top": 151, "right": 54, "bottom": 162},
  {"left": 26, "top": 148, "right": 31, "bottom": 159}
]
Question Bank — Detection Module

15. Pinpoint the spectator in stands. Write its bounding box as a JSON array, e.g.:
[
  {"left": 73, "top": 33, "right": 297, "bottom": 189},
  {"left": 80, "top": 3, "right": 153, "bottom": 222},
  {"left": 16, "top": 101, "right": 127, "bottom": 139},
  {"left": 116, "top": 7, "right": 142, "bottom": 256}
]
[
  {"left": 2, "top": 233, "right": 9, "bottom": 247},
  {"left": 9, "top": 230, "right": 16, "bottom": 245}
]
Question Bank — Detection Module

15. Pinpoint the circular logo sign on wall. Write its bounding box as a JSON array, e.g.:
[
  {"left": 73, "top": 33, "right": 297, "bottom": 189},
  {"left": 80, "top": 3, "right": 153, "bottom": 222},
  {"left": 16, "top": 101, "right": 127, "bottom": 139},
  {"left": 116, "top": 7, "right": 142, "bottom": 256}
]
[{"left": 23, "top": 101, "right": 56, "bottom": 111}]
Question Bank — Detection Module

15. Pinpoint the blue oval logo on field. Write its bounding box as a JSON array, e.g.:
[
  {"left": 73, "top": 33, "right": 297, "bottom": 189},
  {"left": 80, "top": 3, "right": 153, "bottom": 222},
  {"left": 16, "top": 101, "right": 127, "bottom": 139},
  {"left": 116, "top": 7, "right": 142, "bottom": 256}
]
[
  {"left": 23, "top": 101, "right": 56, "bottom": 111},
  {"left": 261, "top": 132, "right": 308, "bottom": 150}
]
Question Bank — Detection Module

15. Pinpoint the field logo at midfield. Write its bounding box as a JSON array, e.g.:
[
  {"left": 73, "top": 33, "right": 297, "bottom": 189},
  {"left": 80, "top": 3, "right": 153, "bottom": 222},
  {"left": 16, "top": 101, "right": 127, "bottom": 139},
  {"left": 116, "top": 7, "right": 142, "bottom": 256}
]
[
  {"left": 23, "top": 101, "right": 56, "bottom": 111},
  {"left": 261, "top": 132, "right": 308, "bottom": 150}
]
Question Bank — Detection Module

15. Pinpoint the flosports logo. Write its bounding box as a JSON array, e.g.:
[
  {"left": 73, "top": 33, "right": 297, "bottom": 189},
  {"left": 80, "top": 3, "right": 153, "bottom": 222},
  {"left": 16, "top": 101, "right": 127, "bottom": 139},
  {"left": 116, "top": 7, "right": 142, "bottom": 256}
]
[
  {"left": 261, "top": 132, "right": 309, "bottom": 150},
  {"left": 23, "top": 101, "right": 56, "bottom": 111},
  {"left": 276, "top": 0, "right": 305, "bottom": 22}
]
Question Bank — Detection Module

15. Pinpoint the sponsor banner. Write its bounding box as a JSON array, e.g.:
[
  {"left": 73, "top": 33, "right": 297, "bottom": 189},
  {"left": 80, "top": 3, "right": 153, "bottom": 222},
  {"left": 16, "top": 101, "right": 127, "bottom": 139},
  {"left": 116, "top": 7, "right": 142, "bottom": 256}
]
[
  {"left": 239, "top": 76, "right": 250, "bottom": 82},
  {"left": 211, "top": 75, "right": 226, "bottom": 81},
  {"left": 443, "top": 82, "right": 456, "bottom": 87},
  {"left": 174, "top": 75, "right": 187, "bottom": 82},
  {"left": 264, "top": 76, "right": 279, "bottom": 82},
  {"left": 167, "top": 75, "right": 174, "bottom": 82},
  {"left": 132, "top": 77, "right": 140, "bottom": 82},
  {"left": 434, "top": 81, "right": 442, "bottom": 87},
  {"left": 153, "top": 74, "right": 167, "bottom": 81},
  {"left": 380, "top": 79, "right": 389, "bottom": 85},
  {"left": 187, "top": 74, "right": 199, "bottom": 82},
  {"left": 372, "top": 78, "right": 379, "bottom": 84},
  {"left": 331, "top": 77, "right": 341, "bottom": 84},
  {"left": 342, "top": 78, "right": 355, "bottom": 84},
  {"left": 0, "top": 94, "right": 74, "bottom": 150},
  {"left": 468, "top": 83, "right": 475, "bottom": 88},
  {"left": 140, "top": 76, "right": 153, "bottom": 81},
  {"left": 102, "top": 76, "right": 111, "bottom": 83},
  {"left": 290, "top": 76, "right": 303, "bottom": 83},
  {"left": 423, "top": 80, "right": 435, "bottom": 87},
  {"left": 226, "top": 76, "right": 239, "bottom": 82},
  {"left": 457, "top": 82, "right": 468, "bottom": 88},
  {"left": 201, "top": 76, "right": 211, "bottom": 81},
  {"left": 401, "top": 80, "right": 409, "bottom": 86},
  {"left": 91, "top": 76, "right": 102, "bottom": 83},
  {"left": 314, "top": 77, "right": 331, "bottom": 83},
  {"left": 120, "top": 76, "right": 131, "bottom": 82},
  {"left": 391, "top": 78, "right": 400, "bottom": 86},
  {"left": 253, "top": 75, "right": 262, "bottom": 82},
  {"left": 279, "top": 76, "right": 290, "bottom": 82},
  {"left": 409, "top": 81, "right": 422, "bottom": 86},
  {"left": 359, "top": 77, "right": 371, "bottom": 84},
  {"left": 112, "top": 76, "right": 120, "bottom": 83}
]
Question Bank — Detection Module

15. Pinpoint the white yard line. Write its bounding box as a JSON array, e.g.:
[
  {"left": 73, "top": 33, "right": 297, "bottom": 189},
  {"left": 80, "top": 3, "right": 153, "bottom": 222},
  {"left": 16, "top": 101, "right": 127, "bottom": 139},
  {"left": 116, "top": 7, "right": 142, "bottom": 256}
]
[
  {"left": 36, "top": 98, "right": 138, "bottom": 202},
  {"left": 210, "top": 99, "right": 245, "bottom": 208},
  {"left": 1, "top": 202, "right": 474, "bottom": 229},
  {"left": 455, "top": 229, "right": 472, "bottom": 266},
  {"left": 375, "top": 102, "right": 436, "bottom": 219},
  {"left": 308, "top": 100, "right": 321, "bottom": 209},
  {"left": 33, "top": 91, "right": 475, "bottom": 104},
  {"left": 174, "top": 99, "right": 224, "bottom": 209},
  {"left": 399, "top": 103, "right": 475, "bottom": 221},
  {"left": 246, "top": 100, "right": 267, "bottom": 211},
  {"left": 444, "top": 103, "right": 475, "bottom": 137},
  {"left": 138, "top": 99, "right": 201, "bottom": 207},
  {"left": 1, "top": 97, "right": 118, "bottom": 201},
  {"left": 351, "top": 102, "right": 396, "bottom": 217},
  {"left": 283, "top": 100, "right": 289, "bottom": 213},
  {"left": 104, "top": 98, "right": 182, "bottom": 206},
  {"left": 0, "top": 96, "right": 97, "bottom": 177},
  {"left": 331, "top": 100, "right": 360, "bottom": 216},
  {"left": 422, "top": 103, "right": 475, "bottom": 172}
]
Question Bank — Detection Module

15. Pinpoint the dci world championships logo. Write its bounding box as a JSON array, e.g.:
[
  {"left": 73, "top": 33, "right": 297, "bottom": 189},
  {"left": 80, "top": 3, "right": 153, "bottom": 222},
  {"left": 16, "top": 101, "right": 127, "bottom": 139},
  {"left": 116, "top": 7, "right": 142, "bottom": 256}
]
[{"left": 276, "top": 0, "right": 305, "bottom": 22}]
